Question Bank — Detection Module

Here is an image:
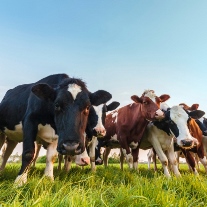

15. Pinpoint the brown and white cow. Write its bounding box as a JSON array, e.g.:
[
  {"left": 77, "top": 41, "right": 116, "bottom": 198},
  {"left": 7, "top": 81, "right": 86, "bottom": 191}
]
[
  {"left": 177, "top": 103, "right": 207, "bottom": 174},
  {"left": 102, "top": 90, "right": 169, "bottom": 170}
]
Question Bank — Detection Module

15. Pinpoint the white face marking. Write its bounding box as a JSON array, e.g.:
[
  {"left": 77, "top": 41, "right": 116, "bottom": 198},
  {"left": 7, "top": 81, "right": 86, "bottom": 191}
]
[
  {"left": 93, "top": 104, "right": 106, "bottom": 135},
  {"left": 170, "top": 106, "right": 193, "bottom": 146},
  {"left": 4, "top": 123, "right": 23, "bottom": 142},
  {"left": 68, "top": 84, "right": 82, "bottom": 100},
  {"left": 143, "top": 90, "right": 156, "bottom": 102},
  {"left": 37, "top": 124, "right": 58, "bottom": 143}
]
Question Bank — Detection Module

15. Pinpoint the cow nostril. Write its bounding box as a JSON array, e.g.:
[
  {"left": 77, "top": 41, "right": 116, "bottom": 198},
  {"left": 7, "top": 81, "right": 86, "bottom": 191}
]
[{"left": 181, "top": 140, "right": 193, "bottom": 147}]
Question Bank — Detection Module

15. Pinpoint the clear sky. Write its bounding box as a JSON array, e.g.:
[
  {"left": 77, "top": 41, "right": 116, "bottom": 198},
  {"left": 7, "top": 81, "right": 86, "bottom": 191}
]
[{"left": 0, "top": 1, "right": 207, "bottom": 160}]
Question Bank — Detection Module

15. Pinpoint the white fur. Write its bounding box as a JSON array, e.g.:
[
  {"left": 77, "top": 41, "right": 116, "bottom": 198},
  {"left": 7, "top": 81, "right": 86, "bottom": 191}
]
[
  {"left": 170, "top": 106, "right": 194, "bottom": 147},
  {"left": 112, "top": 111, "right": 118, "bottom": 123},
  {"left": 68, "top": 84, "right": 82, "bottom": 100},
  {"left": 93, "top": 104, "right": 106, "bottom": 135}
]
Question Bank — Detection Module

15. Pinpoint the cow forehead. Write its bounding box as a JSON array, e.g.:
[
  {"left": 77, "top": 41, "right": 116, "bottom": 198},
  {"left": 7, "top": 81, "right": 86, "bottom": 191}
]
[
  {"left": 143, "top": 90, "right": 156, "bottom": 102},
  {"left": 93, "top": 104, "right": 104, "bottom": 115},
  {"left": 68, "top": 84, "right": 82, "bottom": 100},
  {"left": 170, "top": 106, "right": 188, "bottom": 122}
]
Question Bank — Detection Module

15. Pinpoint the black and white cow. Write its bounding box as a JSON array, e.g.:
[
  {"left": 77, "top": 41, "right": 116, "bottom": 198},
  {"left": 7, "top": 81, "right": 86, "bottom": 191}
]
[
  {"left": 0, "top": 73, "right": 112, "bottom": 185},
  {"left": 57, "top": 101, "right": 120, "bottom": 171}
]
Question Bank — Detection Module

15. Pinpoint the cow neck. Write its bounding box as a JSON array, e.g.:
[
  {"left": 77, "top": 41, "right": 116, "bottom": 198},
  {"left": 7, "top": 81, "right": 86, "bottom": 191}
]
[{"left": 187, "top": 119, "right": 202, "bottom": 148}]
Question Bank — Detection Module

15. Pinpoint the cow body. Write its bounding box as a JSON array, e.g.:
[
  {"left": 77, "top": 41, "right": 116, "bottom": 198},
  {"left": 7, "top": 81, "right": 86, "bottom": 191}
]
[{"left": 0, "top": 74, "right": 112, "bottom": 186}]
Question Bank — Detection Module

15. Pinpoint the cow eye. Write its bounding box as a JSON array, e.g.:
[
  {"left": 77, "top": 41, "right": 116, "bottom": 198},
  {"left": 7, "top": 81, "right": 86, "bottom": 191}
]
[
  {"left": 55, "top": 103, "right": 61, "bottom": 111},
  {"left": 84, "top": 105, "right": 90, "bottom": 115},
  {"left": 143, "top": 101, "right": 148, "bottom": 105}
]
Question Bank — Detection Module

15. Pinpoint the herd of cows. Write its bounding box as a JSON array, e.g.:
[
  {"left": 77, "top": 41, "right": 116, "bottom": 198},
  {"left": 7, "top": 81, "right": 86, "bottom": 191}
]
[{"left": 0, "top": 73, "right": 207, "bottom": 186}]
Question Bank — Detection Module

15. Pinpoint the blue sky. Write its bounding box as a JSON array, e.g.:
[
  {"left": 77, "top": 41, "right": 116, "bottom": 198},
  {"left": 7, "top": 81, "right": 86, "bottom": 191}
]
[{"left": 1, "top": 1, "right": 207, "bottom": 159}]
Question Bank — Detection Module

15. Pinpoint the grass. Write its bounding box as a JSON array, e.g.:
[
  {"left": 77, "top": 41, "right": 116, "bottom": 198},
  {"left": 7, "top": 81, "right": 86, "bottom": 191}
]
[{"left": 0, "top": 163, "right": 207, "bottom": 206}]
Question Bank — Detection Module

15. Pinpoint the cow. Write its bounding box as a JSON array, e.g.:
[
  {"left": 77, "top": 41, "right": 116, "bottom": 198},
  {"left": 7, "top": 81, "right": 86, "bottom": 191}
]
[
  {"left": 103, "top": 102, "right": 205, "bottom": 177},
  {"left": 99, "top": 90, "right": 169, "bottom": 170},
  {"left": 57, "top": 101, "right": 120, "bottom": 171},
  {"left": 0, "top": 73, "right": 112, "bottom": 186},
  {"left": 176, "top": 103, "right": 207, "bottom": 174}
]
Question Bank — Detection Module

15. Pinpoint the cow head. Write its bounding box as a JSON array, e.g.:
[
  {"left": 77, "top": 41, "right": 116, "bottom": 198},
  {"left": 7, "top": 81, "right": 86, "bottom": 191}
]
[
  {"left": 31, "top": 78, "right": 112, "bottom": 156},
  {"left": 131, "top": 90, "right": 170, "bottom": 121},
  {"left": 86, "top": 101, "right": 120, "bottom": 139},
  {"left": 179, "top": 103, "right": 207, "bottom": 136},
  {"left": 162, "top": 105, "right": 205, "bottom": 149}
]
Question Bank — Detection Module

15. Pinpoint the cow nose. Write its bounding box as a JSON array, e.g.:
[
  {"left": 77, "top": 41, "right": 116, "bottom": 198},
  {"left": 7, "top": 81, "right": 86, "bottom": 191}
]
[
  {"left": 155, "top": 109, "right": 165, "bottom": 119},
  {"left": 61, "top": 142, "right": 81, "bottom": 155},
  {"left": 181, "top": 140, "right": 193, "bottom": 147},
  {"left": 94, "top": 127, "right": 106, "bottom": 137}
]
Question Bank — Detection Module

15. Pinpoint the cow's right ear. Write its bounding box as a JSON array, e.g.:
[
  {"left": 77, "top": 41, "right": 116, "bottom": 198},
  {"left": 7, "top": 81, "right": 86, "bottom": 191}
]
[
  {"left": 131, "top": 95, "right": 142, "bottom": 103},
  {"left": 32, "top": 84, "right": 56, "bottom": 102}
]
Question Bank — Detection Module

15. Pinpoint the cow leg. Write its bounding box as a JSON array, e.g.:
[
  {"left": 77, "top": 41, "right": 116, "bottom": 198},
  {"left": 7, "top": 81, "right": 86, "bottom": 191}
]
[
  {"left": 166, "top": 147, "right": 181, "bottom": 177},
  {"left": 0, "top": 133, "right": 6, "bottom": 150},
  {"left": 131, "top": 147, "right": 139, "bottom": 170},
  {"left": 0, "top": 139, "right": 18, "bottom": 171},
  {"left": 151, "top": 140, "right": 171, "bottom": 177},
  {"left": 194, "top": 154, "right": 200, "bottom": 171},
  {"left": 14, "top": 120, "right": 38, "bottom": 186},
  {"left": 64, "top": 155, "right": 72, "bottom": 172},
  {"left": 44, "top": 141, "right": 58, "bottom": 180},
  {"left": 147, "top": 150, "right": 152, "bottom": 170},
  {"left": 32, "top": 143, "right": 41, "bottom": 167},
  {"left": 119, "top": 138, "right": 132, "bottom": 169},
  {"left": 181, "top": 149, "right": 198, "bottom": 175},
  {"left": 152, "top": 148, "right": 158, "bottom": 172},
  {"left": 58, "top": 154, "right": 63, "bottom": 171},
  {"left": 103, "top": 147, "right": 111, "bottom": 167},
  {"left": 88, "top": 136, "right": 97, "bottom": 171},
  {"left": 119, "top": 148, "right": 125, "bottom": 170},
  {"left": 196, "top": 144, "right": 207, "bottom": 173}
]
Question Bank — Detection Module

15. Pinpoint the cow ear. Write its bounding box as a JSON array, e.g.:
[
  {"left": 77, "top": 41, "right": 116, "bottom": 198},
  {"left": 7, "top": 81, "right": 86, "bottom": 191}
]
[
  {"left": 106, "top": 101, "right": 120, "bottom": 111},
  {"left": 189, "top": 110, "right": 205, "bottom": 119},
  {"left": 131, "top": 95, "right": 142, "bottom": 103},
  {"left": 89, "top": 90, "right": 112, "bottom": 106},
  {"left": 32, "top": 84, "right": 56, "bottom": 102},
  {"left": 159, "top": 94, "right": 170, "bottom": 102},
  {"left": 191, "top": 104, "right": 199, "bottom": 110}
]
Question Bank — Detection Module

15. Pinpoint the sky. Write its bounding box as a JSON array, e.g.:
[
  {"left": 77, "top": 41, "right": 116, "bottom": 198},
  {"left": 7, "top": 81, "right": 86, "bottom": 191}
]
[{"left": 0, "top": 1, "right": 207, "bottom": 161}]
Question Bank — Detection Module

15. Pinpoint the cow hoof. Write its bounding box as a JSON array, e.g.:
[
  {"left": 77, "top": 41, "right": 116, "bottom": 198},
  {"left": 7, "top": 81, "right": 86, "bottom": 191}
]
[{"left": 14, "top": 174, "right": 27, "bottom": 187}]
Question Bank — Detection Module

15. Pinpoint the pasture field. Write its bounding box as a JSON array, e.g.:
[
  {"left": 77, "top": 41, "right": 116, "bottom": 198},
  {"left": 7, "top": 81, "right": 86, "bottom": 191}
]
[{"left": 0, "top": 163, "right": 207, "bottom": 207}]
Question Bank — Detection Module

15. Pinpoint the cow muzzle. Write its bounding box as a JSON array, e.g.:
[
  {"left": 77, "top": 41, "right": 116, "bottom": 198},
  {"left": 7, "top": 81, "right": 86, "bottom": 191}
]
[
  {"left": 180, "top": 139, "right": 194, "bottom": 149},
  {"left": 60, "top": 142, "right": 82, "bottom": 155}
]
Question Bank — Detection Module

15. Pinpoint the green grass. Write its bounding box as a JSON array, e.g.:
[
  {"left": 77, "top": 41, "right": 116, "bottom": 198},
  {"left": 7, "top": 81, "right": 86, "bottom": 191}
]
[{"left": 0, "top": 163, "right": 207, "bottom": 207}]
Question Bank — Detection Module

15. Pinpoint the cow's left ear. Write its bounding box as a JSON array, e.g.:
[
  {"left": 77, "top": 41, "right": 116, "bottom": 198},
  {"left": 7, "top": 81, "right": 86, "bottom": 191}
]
[
  {"left": 106, "top": 101, "right": 120, "bottom": 111},
  {"left": 89, "top": 90, "right": 112, "bottom": 106},
  {"left": 189, "top": 110, "right": 205, "bottom": 119},
  {"left": 131, "top": 95, "right": 142, "bottom": 103},
  {"left": 32, "top": 84, "right": 56, "bottom": 102},
  {"left": 159, "top": 94, "right": 170, "bottom": 102}
]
